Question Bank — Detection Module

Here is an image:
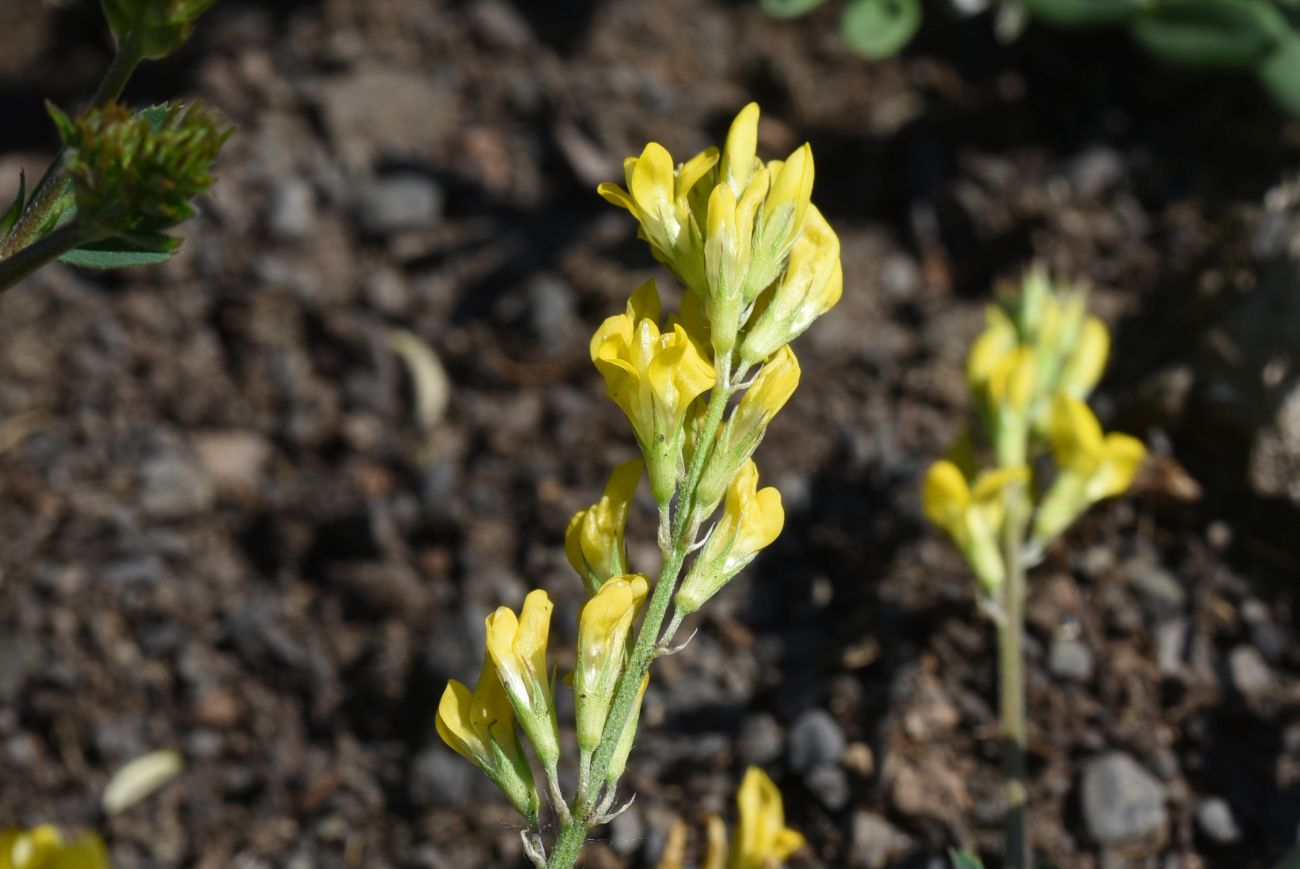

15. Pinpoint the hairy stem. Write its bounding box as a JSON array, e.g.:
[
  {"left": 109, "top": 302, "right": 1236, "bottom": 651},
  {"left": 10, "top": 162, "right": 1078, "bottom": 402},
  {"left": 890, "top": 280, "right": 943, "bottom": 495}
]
[
  {"left": 998, "top": 486, "right": 1029, "bottom": 869},
  {"left": 546, "top": 357, "right": 735, "bottom": 869},
  {"left": 0, "top": 222, "right": 97, "bottom": 294}
]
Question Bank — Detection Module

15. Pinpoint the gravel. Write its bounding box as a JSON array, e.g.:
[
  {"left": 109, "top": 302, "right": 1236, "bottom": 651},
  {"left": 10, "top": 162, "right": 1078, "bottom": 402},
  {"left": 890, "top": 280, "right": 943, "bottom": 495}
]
[{"left": 1081, "top": 752, "right": 1169, "bottom": 846}]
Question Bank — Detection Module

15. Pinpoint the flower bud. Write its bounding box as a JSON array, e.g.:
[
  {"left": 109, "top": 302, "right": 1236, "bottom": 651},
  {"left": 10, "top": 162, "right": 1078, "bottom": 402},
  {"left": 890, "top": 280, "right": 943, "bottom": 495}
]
[
  {"left": 565, "top": 460, "right": 643, "bottom": 596},
  {"left": 485, "top": 590, "right": 560, "bottom": 770},
  {"left": 574, "top": 575, "right": 648, "bottom": 754},
  {"left": 102, "top": 0, "right": 215, "bottom": 60}
]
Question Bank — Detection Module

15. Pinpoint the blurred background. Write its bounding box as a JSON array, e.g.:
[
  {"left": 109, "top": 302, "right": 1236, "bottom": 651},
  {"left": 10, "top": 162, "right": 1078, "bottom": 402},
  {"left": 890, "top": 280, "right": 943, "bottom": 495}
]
[{"left": 1, "top": 0, "right": 1299, "bottom": 866}]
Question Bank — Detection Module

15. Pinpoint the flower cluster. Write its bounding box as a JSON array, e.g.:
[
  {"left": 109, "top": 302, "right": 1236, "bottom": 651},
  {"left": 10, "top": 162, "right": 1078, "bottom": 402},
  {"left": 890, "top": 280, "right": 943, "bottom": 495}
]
[
  {"left": 0, "top": 826, "right": 107, "bottom": 869},
  {"left": 436, "top": 103, "right": 840, "bottom": 868},
  {"left": 924, "top": 269, "right": 1145, "bottom": 592},
  {"left": 658, "top": 767, "right": 806, "bottom": 869}
]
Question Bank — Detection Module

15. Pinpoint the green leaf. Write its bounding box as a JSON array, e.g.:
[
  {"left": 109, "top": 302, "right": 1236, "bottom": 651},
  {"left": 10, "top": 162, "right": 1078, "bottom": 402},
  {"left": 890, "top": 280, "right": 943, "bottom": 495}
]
[
  {"left": 1259, "top": 34, "right": 1300, "bottom": 116},
  {"left": 45, "top": 100, "right": 75, "bottom": 144},
  {"left": 59, "top": 235, "right": 177, "bottom": 269},
  {"left": 950, "top": 850, "right": 985, "bottom": 869},
  {"left": 0, "top": 171, "right": 25, "bottom": 240},
  {"left": 1022, "top": 0, "right": 1150, "bottom": 27},
  {"left": 760, "top": 0, "right": 832, "bottom": 19},
  {"left": 840, "top": 0, "right": 922, "bottom": 59},
  {"left": 1130, "top": 0, "right": 1290, "bottom": 70}
]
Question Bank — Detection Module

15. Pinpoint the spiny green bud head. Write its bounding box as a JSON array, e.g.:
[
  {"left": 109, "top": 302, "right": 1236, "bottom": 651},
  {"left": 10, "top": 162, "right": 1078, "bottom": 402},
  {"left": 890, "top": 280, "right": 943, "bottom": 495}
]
[
  {"left": 102, "top": 0, "right": 216, "bottom": 60},
  {"left": 53, "top": 100, "right": 232, "bottom": 238}
]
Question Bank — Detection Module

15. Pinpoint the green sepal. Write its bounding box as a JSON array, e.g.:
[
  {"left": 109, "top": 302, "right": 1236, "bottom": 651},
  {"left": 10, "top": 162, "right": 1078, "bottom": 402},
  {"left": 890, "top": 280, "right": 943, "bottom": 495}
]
[
  {"left": 759, "top": 0, "right": 832, "bottom": 19},
  {"left": 1129, "top": 0, "right": 1290, "bottom": 71},
  {"left": 840, "top": 0, "right": 922, "bottom": 60},
  {"left": 0, "top": 171, "right": 25, "bottom": 240},
  {"left": 1022, "top": 0, "right": 1149, "bottom": 27},
  {"left": 486, "top": 729, "right": 541, "bottom": 826}
]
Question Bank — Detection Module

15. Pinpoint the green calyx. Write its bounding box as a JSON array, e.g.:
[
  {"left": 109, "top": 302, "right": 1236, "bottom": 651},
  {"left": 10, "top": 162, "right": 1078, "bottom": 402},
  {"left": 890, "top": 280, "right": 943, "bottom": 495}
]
[{"left": 102, "top": 0, "right": 217, "bottom": 60}]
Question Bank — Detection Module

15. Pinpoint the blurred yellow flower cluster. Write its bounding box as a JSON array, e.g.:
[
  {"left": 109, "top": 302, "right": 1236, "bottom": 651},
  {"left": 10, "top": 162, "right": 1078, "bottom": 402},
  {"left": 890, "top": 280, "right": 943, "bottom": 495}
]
[
  {"left": 0, "top": 827, "right": 107, "bottom": 869},
  {"left": 436, "top": 103, "right": 839, "bottom": 868},
  {"left": 658, "top": 767, "right": 806, "bottom": 869},
  {"left": 924, "top": 269, "right": 1145, "bottom": 592}
]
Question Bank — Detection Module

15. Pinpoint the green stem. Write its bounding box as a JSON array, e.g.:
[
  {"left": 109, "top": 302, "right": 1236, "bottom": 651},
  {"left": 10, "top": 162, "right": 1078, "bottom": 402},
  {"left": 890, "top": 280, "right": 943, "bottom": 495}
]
[
  {"left": 998, "top": 487, "right": 1029, "bottom": 869},
  {"left": 0, "top": 222, "right": 97, "bottom": 293},
  {"left": 546, "top": 357, "right": 735, "bottom": 869},
  {"left": 92, "top": 33, "right": 143, "bottom": 108}
]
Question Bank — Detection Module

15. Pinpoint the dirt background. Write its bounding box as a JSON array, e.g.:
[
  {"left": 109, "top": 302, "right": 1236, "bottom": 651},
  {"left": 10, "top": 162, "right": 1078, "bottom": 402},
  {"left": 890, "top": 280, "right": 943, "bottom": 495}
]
[{"left": 1, "top": 0, "right": 1300, "bottom": 867}]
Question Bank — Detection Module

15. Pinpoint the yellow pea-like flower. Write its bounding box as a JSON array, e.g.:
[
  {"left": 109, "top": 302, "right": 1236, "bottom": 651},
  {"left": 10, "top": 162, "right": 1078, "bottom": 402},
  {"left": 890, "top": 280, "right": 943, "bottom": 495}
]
[
  {"left": 592, "top": 280, "right": 717, "bottom": 504},
  {"left": 695, "top": 346, "right": 801, "bottom": 516},
  {"left": 1033, "top": 395, "right": 1145, "bottom": 547},
  {"left": 565, "top": 459, "right": 643, "bottom": 596},
  {"left": 739, "top": 204, "right": 842, "bottom": 366},
  {"left": 923, "top": 460, "right": 1029, "bottom": 592},
  {"left": 966, "top": 306, "right": 1018, "bottom": 392},
  {"left": 485, "top": 589, "right": 561, "bottom": 769},
  {"left": 436, "top": 658, "right": 539, "bottom": 823},
  {"left": 0, "top": 826, "right": 108, "bottom": 869},
  {"left": 1059, "top": 315, "right": 1109, "bottom": 398},
  {"left": 597, "top": 142, "right": 718, "bottom": 294},
  {"left": 575, "top": 575, "right": 649, "bottom": 755},
  {"left": 676, "top": 460, "right": 784, "bottom": 614},
  {"left": 720, "top": 102, "right": 760, "bottom": 197},
  {"left": 729, "top": 767, "right": 806, "bottom": 869}
]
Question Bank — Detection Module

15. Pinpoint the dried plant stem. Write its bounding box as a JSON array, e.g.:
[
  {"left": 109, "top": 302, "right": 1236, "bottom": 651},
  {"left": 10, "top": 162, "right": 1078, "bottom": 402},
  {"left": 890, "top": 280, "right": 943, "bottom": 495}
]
[
  {"left": 546, "top": 357, "right": 735, "bottom": 869},
  {"left": 998, "top": 486, "right": 1030, "bottom": 869}
]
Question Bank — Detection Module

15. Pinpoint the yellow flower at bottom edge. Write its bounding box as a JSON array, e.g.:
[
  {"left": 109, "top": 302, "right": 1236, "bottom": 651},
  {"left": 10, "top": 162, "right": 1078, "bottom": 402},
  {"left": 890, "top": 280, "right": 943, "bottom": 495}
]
[
  {"left": 485, "top": 589, "right": 561, "bottom": 770},
  {"left": 0, "top": 826, "right": 108, "bottom": 869},
  {"left": 730, "top": 767, "right": 805, "bottom": 869},
  {"left": 922, "top": 460, "right": 1028, "bottom": 593}
]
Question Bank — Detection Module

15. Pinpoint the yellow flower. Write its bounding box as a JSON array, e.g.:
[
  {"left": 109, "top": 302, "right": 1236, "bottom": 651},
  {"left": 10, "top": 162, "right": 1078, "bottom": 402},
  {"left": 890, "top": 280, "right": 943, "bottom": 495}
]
[
  {"left": 719, "top": 103, "right": 760, "bottom": 198},
  {"left": 729, "top": 767, "right": 805, "bottom": 869},
  {"left": 485, "top": 589, "right": 560, "bottom": 769},
  {"left": 1033, "top": 395, "right": 1145, "bottom": 546},
  {"left": 592, "top": 279, "right": 717, "bottom": 504},
  {"left": 0, "top": 826, "right": 108, "bottom": 869},
  {"left": 739, "top": 204, "right": 842, "bottom": 366},
  {"left": 753, "top": 145, "right": 814, "bottom": 268},
  {"left": 597, "top": 142, "right": 718, "bottom": 293},
  {"left": 695, "top": 346, "right": 801, "bottom": 515},
  {"left": 966, "top": 306, "right": 1017, "bottom": 392},
  {"left": 922, "top": 460, "right": 1028, "bottom": 592},
  {"left": 1059, "top": 315, "right": 1109, "bottom": 398},
  {"left": 574, "top": 575, "right": 649, "bottom": 755},
  {"left": 676, "top": 460, "right": 784, "bottom": 614},
  {"left": 565, "top": 459, "right": 643, "bottom": 596},
  {"left": 436, "top": 658, "right": 539, "bottom": 822},
  {"left": 703, "top": 170, "right": 768, "bottom": 355}
]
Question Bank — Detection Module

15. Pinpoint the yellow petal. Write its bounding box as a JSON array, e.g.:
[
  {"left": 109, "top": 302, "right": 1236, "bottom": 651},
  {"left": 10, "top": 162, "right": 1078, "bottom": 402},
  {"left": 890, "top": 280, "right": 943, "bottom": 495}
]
[
  {"left": 704, "top": 814, "right": 728, "bottom": 869},
  {"left": 485, "top": 606, "right": 526, "bottom": 702},
  {"left": 679, "top": 146, "right": 720, "bottom": 199},
  {"left": 762, "top": 143, "right": 814, "bottom": 235},
  {"left": 1061, "top": 316, "right": 1109, "bottom": 397},
  {"left": 630, "top": 143, "right": 677, "bottom": 229},
  {"left": 731, "top": 767, "right": 801, "bottom": 869},
  {"left": 628, "top": 278, "right": 663, "bottom": 326},
  {"left": 436, "top": 680, "right": 487, "bottom": 765},
  {"left": 658, "top": 819, "right": 688, "bottom": 869},
  {"left": 515, "top": 589, "right": 553, "bottom": 694},
  {"left": 970, "top": 465, "right": 1030, "bottom": 504},
  {"left": 1094, "top": 433, "right": 1146, "bottom": 499},
  {"left": 733, "top": 345, "right": 801, "bottom": 436},
  {"left": 564, "top": 508, "right": 589, "bottom": 578},
  {"left": 989, "top": 346, "right": 1036, "bottom": 411},
  {"left": 597, "top": 181, "right": 636, "bottom": 213},
  {"left": 1049, "top": 394, "right": 1105, "bottom": 474},
  {"left": 922, "top": 460, "right": 972, "bottom": 538},
  {"left": 720, "top": 102, "right": 760, "bottom": 195},
  {"left": 471, "top": 656, "right": 517, "bottom": 751}
]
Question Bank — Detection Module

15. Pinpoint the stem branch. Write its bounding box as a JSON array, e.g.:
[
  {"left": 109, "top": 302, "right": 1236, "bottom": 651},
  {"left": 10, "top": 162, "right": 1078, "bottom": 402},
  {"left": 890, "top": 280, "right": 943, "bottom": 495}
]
[{"left": 0, "top": 222, "right": 97, "bottom": 294}]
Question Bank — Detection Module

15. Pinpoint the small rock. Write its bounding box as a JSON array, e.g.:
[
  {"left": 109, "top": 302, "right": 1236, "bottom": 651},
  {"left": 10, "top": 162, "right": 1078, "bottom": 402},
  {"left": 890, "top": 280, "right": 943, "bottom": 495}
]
[
  {"left": 1124, "top": 555, "right": 1186, "bottom": 622},
  {"left": 469, "top": 0, "right": 533, "bottom": 49},
  {"left": 1227, "top": 644, "right": 1273, "bottom": 697},
  {"left": 787, "top": 709, "right": 845, "bottom": 774},
  {"left": 1195, "top": 797, "right": 1241, "bottom": 844},
  {"left": 268, "top": 179, "right": 315, "bottom": 240},
  {"left": 1081, "top": 751, "right": 1168, "bottom": 846},
  {"left": 805, "top": 763, "right": 850, "bottom": 810},
  {"left": 356, "top": 174, "right": 443, "bottom": 236},
  {"left": 1066, "top": 146, "right": 1124, "bottom": 199},
  {"left": 319, "top": 68, "right": 455, "bottom": 166},
  {"left": 850, "top": 811, "right": 912, "bottom": 869},
  {"left": 1048, "top": 636, "right": 1095, "bottom": 682},
  {"left": 737, "top": 714, "right": 784, "bottom": 767},
  {"left": 526, "top": 274, "right": 579, "bottom": 352},
  {"left": 191, "top": 430, "right": 272, "bottom": 496},
  {"left": 408, "top": 746, "right": 473, "bottom": 808},
  {"left": 140, "top": 453, "right": 215, "bottom": 520}
]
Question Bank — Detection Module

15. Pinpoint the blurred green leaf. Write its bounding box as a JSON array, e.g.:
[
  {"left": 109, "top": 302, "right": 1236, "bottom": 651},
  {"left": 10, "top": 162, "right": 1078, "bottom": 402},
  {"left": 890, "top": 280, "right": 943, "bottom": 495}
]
[
  {"left": 950, "top": 850, "right": 985, "bottom": 869},
  {"left": 59, "top": 235, "right": 176, "bottom": 269},
  {"left": 1130, "top": 0, "right": 1290, "bottom": 70},
  {"left": 760, "top": 0, "right": 832, "bottom": 19},
  {"left": 840, "top": 0, "right": 922, "bottom": 59},
  {"left": 1022, "top": 0, "right": 1150, "bottom": 27},
  {"left": 1260, "top": 34, "right": 1300, "bottom": 115},
  {"left": 0, "top": 171, "right": 25, "bottom": 240}
]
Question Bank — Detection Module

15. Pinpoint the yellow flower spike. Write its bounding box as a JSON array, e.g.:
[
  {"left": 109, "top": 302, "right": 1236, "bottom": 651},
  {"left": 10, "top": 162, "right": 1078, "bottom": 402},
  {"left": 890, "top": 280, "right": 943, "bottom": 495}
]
[
  {"left": 574, "top": 575, "right": 649, "bottom": 756},
  {"left": 0, "top": 826, "right": 109, "bottom": 869},
  {"left": 1059, "top": 315, "right": 1110, "bottom": 398},
  {"left": 720, "top": 102, "right": 761, "bottom": 197},
  {"left": 604, "top": 672, "right": 650, "bottom": 788},
  {"left": 485, "top": 589, "right": 561, "bottom": 770},
  {"left": 739, "top": 205, "right": 842, "bottom": 366},
  {"left": 565, "top": 459, "right": 644, "bottom": 596},
  {"left": 730, "top": 767, "right": 806, "bottom": 869},
  {"left": 436, "top": 659, "right": 540, "bottom": 823},
  {"left": 695, "top": 346, "right": 802, "bottom": 517},
  {"left": 676, "top": 460, "right": 784, "bottom": 614},
  {"left": 593, "top": 280, "right": 717, "bottom": 504},
  {"left": 1033, "top": 395, "right": 1146, "bottom": 548},
  {"left": 922, "top": 460, "right": 1028, "bottom": 593}
]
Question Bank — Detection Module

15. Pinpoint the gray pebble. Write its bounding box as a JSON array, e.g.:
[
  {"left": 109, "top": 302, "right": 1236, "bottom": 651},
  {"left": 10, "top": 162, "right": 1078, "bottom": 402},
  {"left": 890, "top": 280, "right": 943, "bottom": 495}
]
[
  {"left": 737, "top": 713, "right": 784, "bottom": 766},
  {"left": 1196, "top": 796, "right": 1242, "bottom": 844},
  {"left": 269, "top": 179, "right": 316, "bottom": 240},
  {"left": 1228, "top": 644, "right": 1273, "bottom": 697},
  {"left": 140, "top": 454, "right": 214, "bottom": 520},
  {"left": 1048, "top": 636, "right": 1094, "bottom": 682},
  {"left": 1081, "top": 751, "right": 1168, "bottom": 845},
  {"left": 787, "top": 708, "right": 846, "bottom": 773},
  {"left": 356, "top": 174, "right": 443, "bottom": 235},
  {"left": 850, "top": 811, "right": 913, "bottom": 868},
  {"left": 1124, "top": 555, "right": 1186, "bottom": 622},
  {"left": 805, "top": 762, "right": 850, "bottom": 810}
]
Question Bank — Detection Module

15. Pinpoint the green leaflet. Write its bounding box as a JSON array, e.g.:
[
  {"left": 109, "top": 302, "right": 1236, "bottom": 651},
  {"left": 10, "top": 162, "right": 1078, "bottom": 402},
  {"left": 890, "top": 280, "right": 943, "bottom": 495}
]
[
  {"left": 840, "top": 0, "right": 922, "bottom": 59},
  {"left": 1130, "top": 0, "right": 1290, "bottom": 70}
]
